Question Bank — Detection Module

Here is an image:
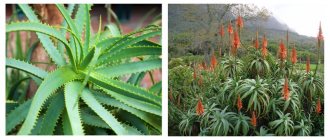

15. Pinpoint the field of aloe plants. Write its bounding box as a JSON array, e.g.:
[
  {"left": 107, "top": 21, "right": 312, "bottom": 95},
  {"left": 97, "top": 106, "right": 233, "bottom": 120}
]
[
  {"left": 168, "top": 15, "right": 324, "bottom": 136},
  {"left": 6, "top": 4, "right": 162, "bottom": 135}
]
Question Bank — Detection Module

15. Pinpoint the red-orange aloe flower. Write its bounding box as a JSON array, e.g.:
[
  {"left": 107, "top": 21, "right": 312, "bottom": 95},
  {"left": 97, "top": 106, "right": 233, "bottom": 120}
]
[
  {"left": 279, "top": 40, "right": 287, "bottom": 61},
  {"left": 196, "top": 99, "right": 204, "bottom": 116},
  {"left": 318, "top": 22, "right": 324, "bottom": 42},
  {"left": 220, "top": 24, "right": 225, "bottom": 37},
  {"left": 232, "top": 30, "right": 240, "bottom": 55},
  {"left": 306, "top": 57, "right": 310, "bottom": 73},
  {"left": 262, "top": 35, "right": 268, "bottom": 59},
  {"left": 228, "top": 21, "right": 233, "bottom": 35},
  {"left": 318, "top": 22, "right": 324, "bottom": 48},
  {"left": 237, "top": 95, "right": 243, "bottom": 111},
  {"left": 251, "top": 111, "right": 257, "bottom": 127},
  {"left": 255, "top": 31, "right": 259, "bottom": 49},
  {"left": 316, "top": 98, "right": 322, "bottom": 114},
  {"left": 236, "top": 16, "right": 244, "bottom": 29},
  {"left": 211, "top": 53, "right": 217, "bottom": 70},
  {"left": 291, "top": 47, "right": 297, "bottom": 64},
  {"left": 283, "top": 77, "right": 290, "bottom": 100},
  {"left": 262, "top": 34, "right": 268, "bottom": 48}
]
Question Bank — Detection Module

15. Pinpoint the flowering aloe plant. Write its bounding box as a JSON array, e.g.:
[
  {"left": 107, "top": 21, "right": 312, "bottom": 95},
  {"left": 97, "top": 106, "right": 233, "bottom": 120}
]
[
  {"left": 6, "top": 4, "right": 161, "bottom": 135},
  {"left": 169, "top": 6, "right": 323, "bottom": 135}
]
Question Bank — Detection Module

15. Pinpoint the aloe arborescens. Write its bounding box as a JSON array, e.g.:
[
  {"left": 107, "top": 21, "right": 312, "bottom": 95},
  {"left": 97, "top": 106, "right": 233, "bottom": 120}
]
[{"left": 6, "top": 4, "right": 162, "bottom": 135}]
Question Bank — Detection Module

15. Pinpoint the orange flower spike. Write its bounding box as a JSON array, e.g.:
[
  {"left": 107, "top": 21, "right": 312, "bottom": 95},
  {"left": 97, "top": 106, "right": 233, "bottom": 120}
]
[
  {"left": 316, "top": 98, "right": 322, "bottom": 114},
  {"left": 261, "top": 35, "right": 268, "bottom": 59},
  {"left": 291, "top": 47, "right": 297, "bottom": 64},
  {"left": 262, "top": 34, "right": 268, "bottom": 48},
  {"left": 279, "top": 40, "right": 287, "bottom": 61},
  {"left": 318, "top": 22, "right": 324, "bottom": 42},
  {"left": 317, "top": 22, "right": 324, "bottom": 48},
  {"left": 211, "top": 53, "right": 217, "bottom": 70},
  {"left": 233, "top": 30, "right": 240, "bottom": 49},
  {"left": 220, "top": 24, "right": 225, "bottom": 37},
  {"left": 228, "top": 20, "right": 233, "bottom": 35},
  {"left": 236, "top": 16, "right": 244, "bottom": 29},
  {"left": 306, "top": 57, "right": 310, "bottom": 73},
  {"left": 283, "top": 77, "right": 290, "bottom": 100},
  {"left": 196, "top": 99, "right": 204, "bottom": 116},
  {"left": 231, "top": 30, "right": 240, "bottom": 55},
  {"left": 251, "top": 111, "right": 257, "bottom": 127},
  {"left": 237, "top": 95, "right": 243, "bottom": 111},
  {"left": 255, "top": 31, "right": 259, "bottom": 49}
]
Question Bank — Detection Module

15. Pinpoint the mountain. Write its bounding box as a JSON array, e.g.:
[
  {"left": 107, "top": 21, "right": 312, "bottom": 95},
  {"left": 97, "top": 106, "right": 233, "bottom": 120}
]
[
  {"left": 246, "top": 16, "right": 292, "bottom": 32},
  {"left": 169, "top": 4, "right": 318, "bottom": 56},
  {"left": 169, "top": 4, "right": 293, "bottom": 34}
]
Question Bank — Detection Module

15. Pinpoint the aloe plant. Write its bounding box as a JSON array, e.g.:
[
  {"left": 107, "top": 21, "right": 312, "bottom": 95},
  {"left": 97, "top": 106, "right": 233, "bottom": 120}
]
[
  {"left": 248, "top": 51, "right": 270, "bottom": 77},
  {"left": 268, "top": 111, "right": 294, "bottom": 136},
  {"left": 6, "top": 4, "right": 162, "bottom": 135},
  {"left": 255, "top": 126, "right": 274, "bottom": 136},
  {"left": 275, "top": 78, "right": 302, "bottom": 119},
  {"left": 299, "top": 73, "right": 323, "bottom": 101},
  {"left": 208, "top": 106, "right": 235, "bottom": 136},
  {"left": 237, "top": 77, "right": 270, "bottom": 116},
  {"left": 294, "top": 118, "right": 312, "bottom": 136},
  {"left": 178, "top": 110, "right": 197, "bottom": 136},
  {"left": 168, "top": 6, "right": 324, "bottom": 136},
  {"left": 222, "top": 56, "right": 243, "bottom": 78},
  {"left": 232, "top": 112, "right": 250, "bottom": 135}
]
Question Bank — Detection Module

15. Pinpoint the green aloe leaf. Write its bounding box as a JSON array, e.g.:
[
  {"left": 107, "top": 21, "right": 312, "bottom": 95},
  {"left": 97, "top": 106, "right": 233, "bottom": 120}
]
[
  {"left": 56, "top": 4, "right": 83, "bottom": 63},
  {"left": 149, "top": 81, "right": 162, "bottom": 95},
  {"left": 80, "top": 47, "right": 95, "bottom": 69},
  {"left": 81, "top": 87, "right": 127, "bottom": 135},
  {"left": 100, "top": 87, "right": 161, "bottom": 116},
  {"left": 88, "top": 72, "right": 161, "bottom": 106},
  {"left": 6, "top": 58, "right": 47, "bottom": 79},
  {"left": 6, "top": 22, "right": 76, "bottom": 67},
  {"left": 62, "top": 110, "right": 73, "bottom": 135},
  {"left": 6, "top": 99, "right": 32, "bottom": 134},
  {"left": 83, "top": 4, "right": 91, "bottom": 57},
  {"left": 18, "top": 4, "right": 66, "bottom": 66},
  {"left": 39, "top": 93, "right": 65, "bottom": 135},
  {"left": 80, "top": 109, "right": 109, "bottom": 129},
  {"left": 105, "top": 30, "right": 161, "bottom": 54},
  {"left": 97, "top": 46, "right": 161, "bottom": 66},
  {"left": 18, "top": 67, "right": 79, "bottom": 135},
  {"left": 64, "top": 82, "right": 85, "bottom": 135},
  {"left": 58, "top": 4, "right": 75, "bottom": 58},
  {"left": 105, "top": 23, "right": 121, "bottom": 37},
  {"left": 95, "top": 58, "right": 161, "bottom": 78},
  {"left": 6, "top": 22, "right": 68, "bottom": 47},
  {"left": 94, "top": 92, "right": 161, "bottom": 131}
]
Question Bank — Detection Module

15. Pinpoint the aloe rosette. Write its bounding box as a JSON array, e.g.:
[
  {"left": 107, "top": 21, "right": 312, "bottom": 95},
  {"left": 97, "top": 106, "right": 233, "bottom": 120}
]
[{"left": 6, "top": 4, "right": 162, "bottom": 135}]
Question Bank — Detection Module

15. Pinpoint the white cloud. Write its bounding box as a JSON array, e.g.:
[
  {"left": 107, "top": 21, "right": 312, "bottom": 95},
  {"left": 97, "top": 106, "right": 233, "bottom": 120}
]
[{"left": 256, "top": 3, "right": 328, "bottom": 37}]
